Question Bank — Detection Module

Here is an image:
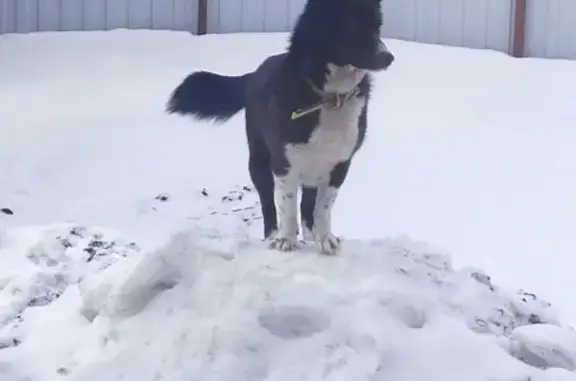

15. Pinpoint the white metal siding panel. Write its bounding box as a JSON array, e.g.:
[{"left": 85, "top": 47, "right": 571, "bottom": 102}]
[
  {"left": 242, "top": 0, "right": 265, "bottom": 32},
  {"left": 382, "top": 0, "right": 417, "bottom": 41},
  {"left": 207, "top": 0, "right": 220, "bottom": 33},
  {"left": 415, "top": 0, "right": 441, "bottom": 44},
  {"left": 0, "top": 0, "right": 197, "bottom": 34},
  {"left": 484, "top": 0, "right": 513, "bottom": 52},
  {"left": 462, "top": 0, "right": 488, "bottom": 49},
  {"left": 128, "top": 0, "right": 152, "bottom": 29},
  {"left": 264, "top": 0, "right": 290, "bottom": 32},
  {"left": 38, "top": 0, "right": 61, "bottom": 32},
  {"left": 106, "top": 0, "right": 129, "bottom": 30},
  {"left": 218, "top": 0, "right": 243, "bottom": 33},
  {"left": 0, "top": 0, "right": 17, "bottom": 33},
  {"left": 208, "top": 0, "right": 303, "bottom": 33},
  {"left": 526, "top": 0, "right": 576, "bottom": 59},
  {"left": 5, "top": 0, "right": 576, "bottom": 60},
  {"left": 60, "top": 0, "right": 84, "bottom": 31},
  {"left": 16, "top": 0, "right": 38, "bottom": 33},
  {"left": 82, "top": 0, "right": 106, "bottom": 31},
  {"left": 172, "top": 0, "right": 197, "bottom": 31},
  {"left": 287, "top": 0, "right": 305, "bottom": 29},
  {"left": 438, "top": 0, "right": 465, "bottom": 47},
  {"left": 151, "top": 0, "right": 174, "bottom": 30},
  {"left": 382, "top": 0, "right": 513, "bottom": 53}
]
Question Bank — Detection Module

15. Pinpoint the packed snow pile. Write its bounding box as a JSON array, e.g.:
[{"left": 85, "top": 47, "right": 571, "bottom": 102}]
[
  {"left": 1, "top": 220, "right": 575, "bottom": 381},
  {"left": 2, "top": 29, "right": 576, "bottom": 381},
  {"left": 0, "top": 224, "right": 141, "bottom": 350}
]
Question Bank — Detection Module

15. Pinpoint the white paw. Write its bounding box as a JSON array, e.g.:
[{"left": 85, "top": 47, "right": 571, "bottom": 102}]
[
  {"left": 314, "top": 233, "right": 342, "bottom": 255},
  {"left": 269, "top": 235, "right": 299, "bottom": 252}
]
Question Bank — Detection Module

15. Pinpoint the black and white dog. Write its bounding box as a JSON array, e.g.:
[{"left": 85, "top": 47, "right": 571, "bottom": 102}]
[{"left": 166, "top": 0, "right": 394, "bottom": 255}]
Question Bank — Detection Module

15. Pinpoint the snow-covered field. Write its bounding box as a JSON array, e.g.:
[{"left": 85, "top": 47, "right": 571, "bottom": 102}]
[{"left": 0, "top": 30, "right": 575, "bottom": 380}]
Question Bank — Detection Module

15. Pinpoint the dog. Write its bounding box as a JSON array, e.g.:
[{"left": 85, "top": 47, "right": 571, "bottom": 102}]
[{"left": 166, "top": 0, "right": 394, "bottom": 255}]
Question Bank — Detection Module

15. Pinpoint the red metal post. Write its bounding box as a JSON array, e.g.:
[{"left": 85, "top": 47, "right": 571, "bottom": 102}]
[
  {"left": 511, "top": 0, "right": 527, "bottom": 57},
  {"left": 197, "top": 0, "right": 208, "bottom": 35}
]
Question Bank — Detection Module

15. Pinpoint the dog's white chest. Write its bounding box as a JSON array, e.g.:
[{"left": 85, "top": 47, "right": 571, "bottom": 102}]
[{"left": 285, "top": 97, "right": 364, "bottom": 186}]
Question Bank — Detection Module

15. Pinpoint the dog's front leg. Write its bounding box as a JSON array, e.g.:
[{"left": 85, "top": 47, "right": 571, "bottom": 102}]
[
  {"left": 269, "top": 173, "right": 299, "bottom": 251},
  {"left": 311, "top": 160, "right": 351, "bottom": 255},
  {"left": 312, "top": 184, "right": 341, "bottom": 255}
]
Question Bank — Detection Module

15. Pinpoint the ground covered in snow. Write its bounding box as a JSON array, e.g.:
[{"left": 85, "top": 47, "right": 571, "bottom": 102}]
[{"left": 1, "top": 30, "right": 576, "bottom": 380}]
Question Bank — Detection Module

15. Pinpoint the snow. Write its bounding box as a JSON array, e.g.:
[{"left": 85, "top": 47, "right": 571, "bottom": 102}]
[{"left": 0, "top": 29, "right": 576, "bottom": 380}]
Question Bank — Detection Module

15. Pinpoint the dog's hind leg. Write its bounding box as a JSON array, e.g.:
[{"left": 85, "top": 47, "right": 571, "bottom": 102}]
[{"left": 248, "top": 138, "right": 277, "bottom": 240}]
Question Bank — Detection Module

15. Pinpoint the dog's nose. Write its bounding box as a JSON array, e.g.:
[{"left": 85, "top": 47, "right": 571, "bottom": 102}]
[
  {"left": 378, "top": 50, "right": 394, "bottom": 68},
  {"left": 377, "top": 39, "right": 395, "bottom": 69}
]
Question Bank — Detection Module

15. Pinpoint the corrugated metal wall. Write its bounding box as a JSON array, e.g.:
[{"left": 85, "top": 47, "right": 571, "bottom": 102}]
[
  {"left": 0, "top": 0, "right": 198, "bottom": 34},
  {"left": 206, "top": 0, "right": 514, "bottom": 53},
  {"left": 525, "top": 0, "right": 576, "bottom": 60},
  {"left": 381, "top": 0, "right": 513, "bottom": 53},
  {"left": 2, "top": 0, "right": 576, "bottom": 59},
  {"left": 206, "top": 0, "right": 305, "bottom": 33}
]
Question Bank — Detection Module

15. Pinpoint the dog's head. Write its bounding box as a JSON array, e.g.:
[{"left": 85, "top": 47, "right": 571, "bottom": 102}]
[{"left": 289, "top": 0, "right": 394, "bottom": 72}]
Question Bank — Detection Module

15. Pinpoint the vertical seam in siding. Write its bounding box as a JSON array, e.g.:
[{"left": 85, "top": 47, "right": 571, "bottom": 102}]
[
  {"left": 171, "top": 0, "right": 175, "bottom": 31},
  {"left": 58, "top": 0, "right": 63, "bottom": 31},
  {"left": 150, "top": 0, "right": 154, "bottom": 29},
  {"left": 437, "top": 0, "right": 442, "bottom": 43},
  {"left": 547, "top": 1, "right": 554, "bottom": 58},
  {"left": 509, "top": 0, "right": 515, "bottom": 53},
  {"left": 217, "top": 0, "right": 220, "bottom": 32},
  {"left": 80, "top": 0, "right": 84, "bottom": 30},
  {"left": 127, "top": 0, "right": 131, "bottom": 29},
  {"left": 483, "top": 0, "right": 489, "bottom": 48},
  {"left": 413, "top": 0, "right": 418, "bottom": 41},
  {"left": 572, "top": 1, "right": 576, "bottom": 59},
  {"left": 285, "top": 0, "right": 289, "bottom": 31},
  {"left": 125, "top": 0, "right": 130, "bottom": 31},
  {"left": 35, "top": 0, "right": 39, "bottom": 32},
  {"left": 553, "top": 0, "right": 561, "bottom": 58},
  {"left": 410, "top": 0, "right": 415, "bottom": 40},
  {"left": 460, "top": 0, "right": 465, "bottom": 46},
  {"left": 1, "top": 0, "right": 6, "bottom": 34},
  {"left": 288, "top": 0, "right": 292, "bottom": 29},
  {"left": 104, "top": 0, "right": 108, "bottom": 30},
  {"left": 262, "top": 0, "right": 266, "bottom": 31},
  {"left": 241, "top": 0, "right": 244, "bottom": 32}
]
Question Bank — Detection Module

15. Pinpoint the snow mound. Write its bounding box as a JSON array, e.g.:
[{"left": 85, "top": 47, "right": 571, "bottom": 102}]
[
  {"left": 0, "top": 224, "right": 140, "bottom": 349},
  {"left": 1, "top": 226, "right": 575, "bottom": 381}
]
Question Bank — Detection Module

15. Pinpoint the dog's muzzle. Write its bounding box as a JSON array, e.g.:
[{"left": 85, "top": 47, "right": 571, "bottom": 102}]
[{"left": 376, "top": 38, "right": 395, "bottom": 69}]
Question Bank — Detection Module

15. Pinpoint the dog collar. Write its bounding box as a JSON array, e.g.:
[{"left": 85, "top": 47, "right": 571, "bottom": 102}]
[{"left": 290, "top": 83, "right": 360, "bottom": 120}]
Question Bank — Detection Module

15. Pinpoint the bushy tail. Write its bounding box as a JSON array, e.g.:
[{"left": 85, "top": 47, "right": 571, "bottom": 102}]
[{"left": 166, "top": 71, "right": 251, "bottom": 123}]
